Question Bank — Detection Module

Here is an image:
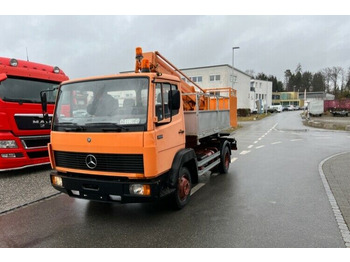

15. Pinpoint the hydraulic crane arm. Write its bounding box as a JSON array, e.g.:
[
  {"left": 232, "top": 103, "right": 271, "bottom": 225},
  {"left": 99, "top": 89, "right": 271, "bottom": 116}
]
[{"left": 135, "top": 47, "right": 206, "bottom": 110}]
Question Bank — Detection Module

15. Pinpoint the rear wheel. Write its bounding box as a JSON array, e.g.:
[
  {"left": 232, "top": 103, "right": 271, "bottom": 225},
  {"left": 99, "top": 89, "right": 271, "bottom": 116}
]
[
  {"left": 172, "top": 166, "right": 192, "bottom": 210},
  {"left": 218, "top": 146, "right": 230, "bottom": 174}
]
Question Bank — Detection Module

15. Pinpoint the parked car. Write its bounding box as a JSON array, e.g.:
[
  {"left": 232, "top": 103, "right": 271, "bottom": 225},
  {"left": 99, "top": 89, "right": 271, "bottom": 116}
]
[
  {"left": 268, "top": 105, "right": 282, "bottom": 113},
  {"left": 287, "top": 105, "right": 295, "bottom": 111}
]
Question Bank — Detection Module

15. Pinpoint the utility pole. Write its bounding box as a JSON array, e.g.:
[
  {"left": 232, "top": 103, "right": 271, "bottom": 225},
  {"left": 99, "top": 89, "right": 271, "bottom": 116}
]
[{"left": 232, "top": 46, "right": 239, "bottom": 87}]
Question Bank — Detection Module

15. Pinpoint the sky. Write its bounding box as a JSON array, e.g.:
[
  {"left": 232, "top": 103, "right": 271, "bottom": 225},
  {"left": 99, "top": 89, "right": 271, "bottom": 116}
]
[{"left": 1, "top": 2, "right": 350, "bottom": 82}]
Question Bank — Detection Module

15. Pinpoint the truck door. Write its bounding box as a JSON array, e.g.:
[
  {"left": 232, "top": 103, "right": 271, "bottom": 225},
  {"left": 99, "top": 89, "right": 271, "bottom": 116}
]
[{"left": 154, "top": 83, "right": 185, "bottom": 173}]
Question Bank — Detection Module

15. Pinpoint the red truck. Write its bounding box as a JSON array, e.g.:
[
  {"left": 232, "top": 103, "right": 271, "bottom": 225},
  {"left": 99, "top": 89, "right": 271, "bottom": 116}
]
[{"left": 0, "top": 57, "right": 68, "bottom": 171}]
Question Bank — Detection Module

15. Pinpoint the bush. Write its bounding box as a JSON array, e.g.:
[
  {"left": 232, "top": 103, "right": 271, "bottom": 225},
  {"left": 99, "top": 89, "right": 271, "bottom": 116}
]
[{"left": 237, "top": 108, "right": 250, "bottom": 117}]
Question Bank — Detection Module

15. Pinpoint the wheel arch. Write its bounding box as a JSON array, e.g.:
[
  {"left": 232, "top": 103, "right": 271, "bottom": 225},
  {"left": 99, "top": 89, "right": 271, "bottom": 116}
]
[{"left": 167, "top": 148, "right": 198, "bottom": 188}]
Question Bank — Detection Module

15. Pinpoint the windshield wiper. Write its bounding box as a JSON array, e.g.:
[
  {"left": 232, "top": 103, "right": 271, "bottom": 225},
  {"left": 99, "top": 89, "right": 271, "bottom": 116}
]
[
  {"left": 3, "top": 97, "right": 37, "bottom": 104},
  {"left": 56, "top": 122, "right": 86, "bottom": 132},
  {"left": 85, "top": 122, "right": 129, "bottom": 132}
]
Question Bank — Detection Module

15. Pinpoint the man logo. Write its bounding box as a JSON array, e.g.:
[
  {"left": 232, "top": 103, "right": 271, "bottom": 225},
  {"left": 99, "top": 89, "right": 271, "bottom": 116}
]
[{"left": 85, "top": 154, "right": 97, "bottom": 169}]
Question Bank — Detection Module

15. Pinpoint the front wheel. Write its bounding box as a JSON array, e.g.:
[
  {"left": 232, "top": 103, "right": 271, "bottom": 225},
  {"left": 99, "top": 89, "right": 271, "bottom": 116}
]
[{"left": 172, "top": 166, "right": 192, "bottom": 210}]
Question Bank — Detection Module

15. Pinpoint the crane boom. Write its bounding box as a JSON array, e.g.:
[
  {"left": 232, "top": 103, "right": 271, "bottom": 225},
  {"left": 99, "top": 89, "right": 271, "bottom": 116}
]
[{"left": 135, "top": 47, "right": 206, "bottom": 110}]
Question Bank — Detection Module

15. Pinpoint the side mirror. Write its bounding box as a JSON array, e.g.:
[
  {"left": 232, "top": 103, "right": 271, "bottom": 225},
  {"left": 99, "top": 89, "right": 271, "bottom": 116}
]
[
  {"left": 40, "top": 91, "right": 50, "bottom": 123},
  {"left": 0, "top": 73, "right": 7, "bottom": 82},
  {"left": 40, "top": 91, "right": 47, "bottom": 113}
]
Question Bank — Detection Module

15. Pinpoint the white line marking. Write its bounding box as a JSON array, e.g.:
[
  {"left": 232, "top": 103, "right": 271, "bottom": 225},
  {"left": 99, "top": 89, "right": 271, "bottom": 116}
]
[
  {"left": 240, "top": 150, "right": 251, "bottom": 155},
  {"left": 256, "top": 145, "right": 265, "bottom": 149},
  {"left": 231, "top": 157, "right": 238, "bottom": 162},
  {"left": 254, "top": 141, "right": 258, "bottom": 144},
  {"left": 291, "top": 139, "right": 302, "bottom": 142},
  {"left": 272, "top": 141, "right": 282, "bottom": 145},
  {"left": 191, "top": 183, "right": 205, "bottom": 196},
  {"left": 247, "top": 145, "right": 253, "bottom": 149},
  {"left": 319, "top": 152, "right": 350, "bottom": 247}
]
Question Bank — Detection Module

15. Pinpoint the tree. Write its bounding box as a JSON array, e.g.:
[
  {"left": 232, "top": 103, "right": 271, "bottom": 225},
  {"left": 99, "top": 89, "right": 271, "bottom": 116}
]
[
  {"left": 284, "top": 69, "right": 292, "bottom": 91},
  {"left": 330, "top": 66, "right": 342, "bottom": 96},
  {"left": 301, "top": 71, "right": 313, "bottom": 92},
  {"left": 295, "top": 63, "right": 302, "bottom": 74},
  {"left": 312, "top": 72, "right": 326, "bottom": 92},
  {"left": 256, "top": 72, "right": 268, "bottom": 80},
  {"left": 322, "top": 67, "right": 332, "bottom": 93}
]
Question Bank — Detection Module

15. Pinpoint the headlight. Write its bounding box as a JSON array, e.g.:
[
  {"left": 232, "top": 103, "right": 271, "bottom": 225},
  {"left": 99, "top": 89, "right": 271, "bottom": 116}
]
[
  {"left": 0, "top": 140, "right": 18, "bottom": 149},
  {"left": 129, "top": 184, "right": 151, "bottom": 196},
  {"left": 51, "top": 175, "right": 63, "bottom": 187}
]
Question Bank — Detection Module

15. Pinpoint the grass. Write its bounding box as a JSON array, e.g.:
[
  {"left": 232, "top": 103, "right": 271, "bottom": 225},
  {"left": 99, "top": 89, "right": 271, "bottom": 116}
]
[{"left": 238, "top": 112, "right": 272, "bottom": 122}]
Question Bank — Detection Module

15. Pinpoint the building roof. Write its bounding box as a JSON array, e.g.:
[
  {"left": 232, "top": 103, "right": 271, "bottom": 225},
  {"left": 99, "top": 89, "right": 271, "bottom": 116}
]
[{"left": 180, "top": 64, "right": 253, "bottom": 78}]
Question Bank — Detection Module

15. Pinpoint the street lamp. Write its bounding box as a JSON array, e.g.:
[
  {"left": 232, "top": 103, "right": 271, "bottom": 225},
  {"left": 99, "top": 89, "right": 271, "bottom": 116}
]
[{"left": 232, "top": 46, "right": 240, "bottom": 87}]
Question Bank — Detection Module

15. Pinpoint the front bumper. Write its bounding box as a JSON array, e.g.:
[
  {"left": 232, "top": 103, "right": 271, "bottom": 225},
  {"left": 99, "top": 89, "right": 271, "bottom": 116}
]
[{"left": 50, "top": 171, "right": 172, "bottom": 203}]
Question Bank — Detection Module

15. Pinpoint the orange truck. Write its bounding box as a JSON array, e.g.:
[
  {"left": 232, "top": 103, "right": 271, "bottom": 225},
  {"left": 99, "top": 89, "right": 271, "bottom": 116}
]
[{"left": 42, "top": 48, "right": 237, "bottom": 209}]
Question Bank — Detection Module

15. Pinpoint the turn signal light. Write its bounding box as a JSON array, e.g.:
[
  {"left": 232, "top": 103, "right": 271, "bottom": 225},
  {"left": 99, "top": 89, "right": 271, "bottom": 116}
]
[{"left": 141, "top": 59, "right": 150, "bottom": 72}]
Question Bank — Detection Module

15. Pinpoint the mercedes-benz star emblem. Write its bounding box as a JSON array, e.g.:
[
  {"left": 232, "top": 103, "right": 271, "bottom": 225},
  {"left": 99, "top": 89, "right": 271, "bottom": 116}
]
[{"left": 85, "top": 154, "right": 97, "bottom": 169}]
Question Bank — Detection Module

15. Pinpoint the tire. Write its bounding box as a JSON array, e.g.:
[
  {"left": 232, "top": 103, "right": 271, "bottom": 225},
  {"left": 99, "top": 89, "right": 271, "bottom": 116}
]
[
  {"left": 218, "top": 146, "right": 230, "bottom": 174},
  {"left": 172, "top": 166, "right": 192, "bottom": 210}
]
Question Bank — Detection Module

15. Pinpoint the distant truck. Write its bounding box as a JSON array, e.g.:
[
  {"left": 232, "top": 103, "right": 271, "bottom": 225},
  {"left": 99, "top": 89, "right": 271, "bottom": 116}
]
[
  {"left": 41, "top": 47, "right": 238, "bottom": 209},
  {"left": 0, "top": 57, "right": 68, "bottom": 171},
  {"left": 308, "top": 100, "right": 324, "bottom": 116}
]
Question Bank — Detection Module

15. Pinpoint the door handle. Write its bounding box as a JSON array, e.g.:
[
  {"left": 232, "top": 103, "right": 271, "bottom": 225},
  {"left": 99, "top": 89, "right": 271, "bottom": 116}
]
[{"left": 178, "top": 129, "right": 185, "bottom": 134}]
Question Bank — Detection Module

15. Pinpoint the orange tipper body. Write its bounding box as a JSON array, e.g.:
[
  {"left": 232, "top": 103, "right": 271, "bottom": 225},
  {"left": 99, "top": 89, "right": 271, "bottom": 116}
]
[
  {"left": 0, "top": 57, "right": 68, "bottom": 171},
  {"left": 48, "top": 48, "right": 237, "bottom": 209}
]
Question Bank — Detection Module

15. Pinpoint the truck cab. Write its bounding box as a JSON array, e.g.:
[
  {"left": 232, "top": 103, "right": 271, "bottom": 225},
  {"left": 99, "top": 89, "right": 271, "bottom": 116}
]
[{"left": 0, "top": 58, "right": 68, "bottom": 171}]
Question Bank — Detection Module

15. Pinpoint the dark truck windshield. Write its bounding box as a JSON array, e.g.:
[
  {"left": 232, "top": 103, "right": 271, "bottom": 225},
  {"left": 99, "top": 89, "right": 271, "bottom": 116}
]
[
  {"left": 53, "top": 77, "right": 149, "bottom": 132},
  {"left": 0, "top": 76, "right": 58, "bottom": 103}
]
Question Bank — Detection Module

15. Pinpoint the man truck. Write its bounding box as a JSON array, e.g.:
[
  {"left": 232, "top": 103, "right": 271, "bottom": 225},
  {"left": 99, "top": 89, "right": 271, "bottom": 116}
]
[
  {"left": 42, "top": 48, "right": 237, "bottom": 209},
  {"left": 0, "top": 57, "right": 68, "bottom": 171}
]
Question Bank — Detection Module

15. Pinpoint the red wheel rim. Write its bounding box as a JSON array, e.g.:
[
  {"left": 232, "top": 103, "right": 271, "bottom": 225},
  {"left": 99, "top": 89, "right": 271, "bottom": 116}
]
[{"left": 178, "top": 175, "right": 190, "bottom": 201}]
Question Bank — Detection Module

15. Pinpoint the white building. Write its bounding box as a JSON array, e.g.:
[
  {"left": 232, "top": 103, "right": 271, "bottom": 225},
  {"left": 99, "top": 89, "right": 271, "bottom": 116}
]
[
  {"left": 181, "top": 64, "right": 272, "bottom": 113},
  {"left": 250, "top": 79, "right": 273, "bottom": 113}
]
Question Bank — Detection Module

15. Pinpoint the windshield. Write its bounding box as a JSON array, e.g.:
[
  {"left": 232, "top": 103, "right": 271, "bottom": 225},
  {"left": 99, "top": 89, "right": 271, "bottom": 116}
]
[
  {"left": 0, "top": 76, "right": 59, "bottom": 103},
  {"left": 53, "top": 77, "right": 149, "bottom": 132}
]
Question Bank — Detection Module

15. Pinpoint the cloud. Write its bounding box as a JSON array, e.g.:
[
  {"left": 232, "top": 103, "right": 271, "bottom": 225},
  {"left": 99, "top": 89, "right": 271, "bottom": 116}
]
[{"left": 1, "top": 15, "right": 350, "bottom": 81}]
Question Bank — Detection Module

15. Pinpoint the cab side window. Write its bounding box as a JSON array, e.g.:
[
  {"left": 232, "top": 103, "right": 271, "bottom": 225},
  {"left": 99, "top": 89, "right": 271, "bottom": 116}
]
[{"left": 155, "top": 83, "right": 179, "bottom": 121}]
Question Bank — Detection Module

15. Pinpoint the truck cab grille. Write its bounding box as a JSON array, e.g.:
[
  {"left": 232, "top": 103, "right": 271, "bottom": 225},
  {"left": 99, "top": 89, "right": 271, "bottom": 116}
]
[{"left": 54, "top": 151, "right": 144, "bottom": 173}]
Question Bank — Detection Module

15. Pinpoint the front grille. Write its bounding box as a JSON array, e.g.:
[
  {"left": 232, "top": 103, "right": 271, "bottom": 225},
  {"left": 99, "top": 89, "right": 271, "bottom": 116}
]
[
  {"left": 27, "top": 150, "right": 49, "bottom": 159},
  {"left": 54, "top": 151, "right": 144, "bottom": 173},
  {"left": 15, "top": 115, "right": 52, "bottom": 130},
  {"left": 20, "top": 136, "right": 50, "bottom": 149}
]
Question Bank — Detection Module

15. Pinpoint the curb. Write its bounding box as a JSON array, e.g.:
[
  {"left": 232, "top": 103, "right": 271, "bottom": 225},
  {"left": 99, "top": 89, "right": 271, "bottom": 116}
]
[{"left": 319, "top": 152, "right": 350, "bottom": 248}]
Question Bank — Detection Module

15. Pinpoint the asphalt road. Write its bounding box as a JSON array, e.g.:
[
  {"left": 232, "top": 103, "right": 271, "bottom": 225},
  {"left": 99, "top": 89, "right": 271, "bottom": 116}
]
[{"left": 1, "top": 111, "right": 350, "bottom": 247}]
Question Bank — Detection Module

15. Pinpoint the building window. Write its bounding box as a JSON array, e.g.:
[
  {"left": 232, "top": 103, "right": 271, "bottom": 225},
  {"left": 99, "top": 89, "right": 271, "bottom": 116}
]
[
  {"left": 210, "top": 75, "right": 220, "bottom": 82},
  {"left": 188, "top": 76, "right": 202, "bottom": 83}
]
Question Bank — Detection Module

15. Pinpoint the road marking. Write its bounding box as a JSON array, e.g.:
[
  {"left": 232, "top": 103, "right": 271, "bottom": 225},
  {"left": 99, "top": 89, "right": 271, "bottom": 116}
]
[
  {"left": 291, "top": 139, "right": 302, "bottom": 142},
  {"left": 231, "top": 157, "right": 238, "bottom": 162},
  {"left": 319, "top": 152, "right": 350, "bottom": 247},
  {"left": 254, "top": 141, "right": 258, "bottom": 144},
  {"left": 191, "top": 183, "right": 205, "bottom": 196},
  {"left": 272, "top": 141, "right": 282, "bottom": 145},
  {"left": 256, "top": 145, "right": 265, "bottom": 149},
  {"left": 247, "top": 145, "right": 253, "bottom": 149},
  {"left": 240, "top": 150, "right": 251, "bottom": 155}
]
